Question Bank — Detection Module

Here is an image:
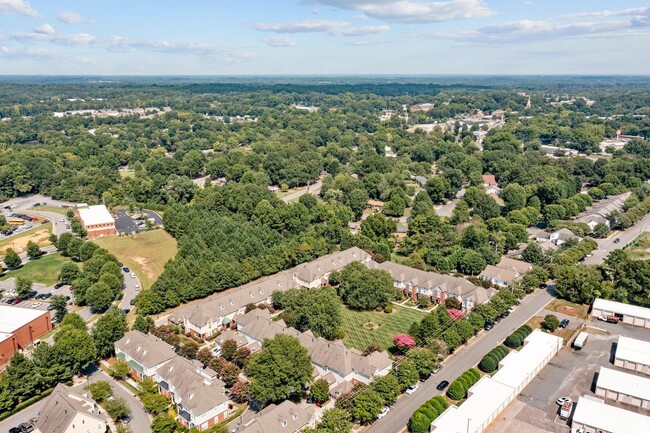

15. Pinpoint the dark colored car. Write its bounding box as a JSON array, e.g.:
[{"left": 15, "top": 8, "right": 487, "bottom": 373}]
[
  {"left": 18, "top": 422, "right": 34, "bottom": 432},
  {"left": 559, "top": 319, "right": 570, "bottom": 329},
  {"left": 10, "top": 298, "right": 22, "bottom": 305},
  {"left": 9, "top": 427, "right": 22, "bottom": 433},
  {"left": 613, "top": 238, "right": 621, "bottom": 244},
  {"left": 122, "top": 267, "right": 130, "bottom": 273},
  {"left": 436, "top": 380, "right": 449, "bottom": 391},
  {"left": 122, "top": 308, "right": 131, "bottom": 314},
  {"left": 54, "top": 282, "right": 65, "bottom": 289},
  {"left": 484, "top": 323, "right": 494, "bottom": 331},
  {"left": 42, "top": 293, "right": 52, "bottom": 299}
]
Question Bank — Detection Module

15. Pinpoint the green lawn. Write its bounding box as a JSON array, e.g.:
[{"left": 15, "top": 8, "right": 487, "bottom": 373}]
[
  {"left": 0, "top": 253, "right": 72, "bottom": 286},
  {"left": 93, "top": 230, "right": 177, "bottom": 289},
  {"left": 341, "top": 305, "right": 427, "bottom": 351},
  {"left": 28, "top": 205, "right": 69, "bottom": 216}
]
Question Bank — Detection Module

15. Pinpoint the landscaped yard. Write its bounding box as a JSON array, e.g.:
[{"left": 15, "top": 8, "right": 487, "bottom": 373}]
[
  {"left": 546, "top": 298, "right": 589, "bottom": 319},
  {"left": 0, "top": 252, "right": 72, "bottom": 286},
  {"left": 627, "top": 232, "right": 650, "bottom": 260},
  {"left": 94, "top": 230, "right": 177, "bottom": 289},
  {"left": 341, "top": 305, "right": 427, "bottom": 351},
  {"left": 0, "top": 223, "right": 52, "bottom": 257}
]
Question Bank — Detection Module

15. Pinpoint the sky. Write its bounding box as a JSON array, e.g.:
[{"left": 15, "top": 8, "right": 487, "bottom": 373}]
[{"left": 0, "top": 0, "right": 649, "bottom": 75}]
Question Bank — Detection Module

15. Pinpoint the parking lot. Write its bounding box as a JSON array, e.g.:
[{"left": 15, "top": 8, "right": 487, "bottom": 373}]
[{"left": 485, "top": 321, "right": 650, "bottom": 433}]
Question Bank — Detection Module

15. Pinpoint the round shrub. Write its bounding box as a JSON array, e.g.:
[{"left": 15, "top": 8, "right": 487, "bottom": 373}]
[
  {"left": 468, "top": 368, "right": 481, "bottom": 381},
  {"left": 434, "top": 395, "right": 449, "bottom": 410},
  {"left": 505, "top": 334, "right": 523, "bottom": 348},
  {"left": 419, "top": 406, "right": 437, "bottom": 421},
  {"left": 430, "top": 398, "right": 447, "bottom": 414},
  {"left": 497, "top": 345, "right": 509, "bottom": 357},
  {"left": 479, "top": 356, "right": 498, "bottom": 373},
  {"left": 447, "top": 381, "right": 466, "bottom": 400},
  {"left": 409, "top": 412, "right": 432, "bottom": 433}
]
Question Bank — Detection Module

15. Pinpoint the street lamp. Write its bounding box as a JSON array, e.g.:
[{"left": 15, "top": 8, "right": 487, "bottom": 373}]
[{"left": 466, "top": 418, "right": 472, "bottom": 433}]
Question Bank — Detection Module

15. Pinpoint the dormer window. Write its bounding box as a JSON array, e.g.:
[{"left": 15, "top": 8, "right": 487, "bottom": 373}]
[
  {"left": 251, "top": 293, "right": 255, "bottom": 299},
  {"left": 281, "top": 420, "right": 288, "bottom": 427},
  {"left": 317, "top": 266, "right": 321, "bottom": 272},
  {"left": 230, "top": 300, "right": 235, "bottom": 306},
  {"left": 292, "top": 413, "right": 298, "bottom": 420},
  {"left": 220, "top": 305, "right": 224, "bottom": 310},
  {"left": 260, "top": 290, "right": 264, "bottom": 295}
]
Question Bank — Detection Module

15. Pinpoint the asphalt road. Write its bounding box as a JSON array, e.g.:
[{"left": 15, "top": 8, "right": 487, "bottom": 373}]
[
  {"left": 114, "top": 209, "right": 139, "bottom": 235},
  {"left": 119, "top": 268, "right": 141, "bottom": 310},
  {"left": 1, "top": 194, "right": 73, "bottom": 236},
  {"left": 86, "top": 368, "right": 152, "bottom": 433},
  {"left": 367, "top": 286, "right": 557, "bottom": 433},
  {"left": 583, "top": 211, "right": 650, "bottom": 265},
  {"left": 143, "top": 210, "right": 163, "bottom": 226},
  {"left": 281, "top": 181, "right": 322, "bottom": 203}
]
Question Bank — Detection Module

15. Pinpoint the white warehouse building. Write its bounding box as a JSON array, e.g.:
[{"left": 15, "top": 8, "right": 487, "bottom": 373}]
[
  {"left": 591, "top": 298, "right": 650, "bottom": 328},
  {"left": 572, "top": 395, "right": 650, "bottom": 433},
  {"left": 614, "top": 335, "right": 650, "bottom": 376},
  {"left": 595, "top": 366, "right": 650, "bottom": 409},
  {"left": 431, "top": 331, "right": 563, "bottom": 433}
]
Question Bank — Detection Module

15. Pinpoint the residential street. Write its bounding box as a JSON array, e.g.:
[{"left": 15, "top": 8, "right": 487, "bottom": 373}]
[
  {"left": 281, "top": 181, "right": 322, "bottom": 203},
  {"left": 583, "top": 211, "right": 650, "bottom": 265},
  {"left": 86, "top": 368, "right": 152, "bottom": 433},
  {"left": 367, "top": 286, "right": 557, "bottom": 433},
  {"left": 120, "top": 268, "right": 141, "bottom": 310}
]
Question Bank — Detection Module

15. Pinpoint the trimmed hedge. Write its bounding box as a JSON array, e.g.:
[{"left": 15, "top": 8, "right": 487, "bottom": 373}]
[
  {"left": 479, "top": 345, "right": 511, "bottom": 373},
  {"left": 446, "top": 368, "right": 481, "bottom": 400},
  {"left": 504, "top": 325, "right": 533, "bottom": 349},
  {"left": 408, "top": 395, "right": 449, "bottom": 433}
]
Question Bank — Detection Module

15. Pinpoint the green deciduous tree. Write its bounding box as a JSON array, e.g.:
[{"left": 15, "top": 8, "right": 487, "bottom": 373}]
[
  {"left": 59, "top": 262, "right": 80, "bottom": 284},
  {"left": 338, "top": 262, "right": 397, "bottom": 310},
  {"left": 86, "top": 381, "right": 112, "bottom": 402},
  {"left": 3, "top": 248, "right": 22, "bottom": 269},
  {"left": 86, "top": 282, "right": 114, "bottom": 312},
  {"left": 26, "top": 241, "right": 41, "bottom": 259},
  {"left": 92, "top": 308, "right": 128, "bottom": 359},
  {"left": 311, "top": 378, "right": 330, "bottom": 405},
  {"left": 246, "top": 334, "right": 313, "bottom": 403}
]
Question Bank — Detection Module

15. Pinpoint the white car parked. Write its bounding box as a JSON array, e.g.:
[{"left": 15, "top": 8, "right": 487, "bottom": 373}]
[
  {"left": 405, "top": 384, "right": 419, "bottom": 395},
  {"left": 377, "top": 407, "right": 389, "bottom": 419}
]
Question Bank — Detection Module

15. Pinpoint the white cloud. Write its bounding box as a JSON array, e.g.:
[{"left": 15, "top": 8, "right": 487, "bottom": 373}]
[
  {"left": 255, "top": 19, "right": 390, "bottom": 36},
  {"left": 561, "top": 7, "right": 649, "bottom": 20},
  {"left": 0, "top": 0, "right": 37, "bottom": 17},
  {"left": 57, "top": 11, "right": 94, "bottom": 24},
  {"left": 306, "top": 0, "right": 494, "bottom": 24},
  {"left": 256, "top": 20, "right": 350, "bottom": 34},
  {"left": 262, "top": 36, "right": 297, "bottom": 47},
  {"left": 34, "top": 23, "right": 55, "bottom": 35},
  {"left": 13, "top": 31, "right": 96, "bottom": 45},
  {"left": 428, "top": 13, "right": 650, "bottom": 44}
]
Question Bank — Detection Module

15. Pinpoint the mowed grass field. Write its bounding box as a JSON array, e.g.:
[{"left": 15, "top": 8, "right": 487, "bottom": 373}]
[
  {"left": 0, "top": 252, "right": 72, "bottom": 286},
  {"left": 341, "top": 305, "right": 426, "bottom": 351},
  {"left": 94, "top": 230, "right": 177, "bottom": 290},
  {"left": 0, "top": 223, "right": 52, "bottom": 258}
]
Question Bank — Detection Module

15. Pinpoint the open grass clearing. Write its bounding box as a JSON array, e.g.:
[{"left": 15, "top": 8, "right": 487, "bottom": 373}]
[
  {"left": 0, "top": 223, "right": 52, "bottom": 256},
  {"left": 341, "top": 304, "right": 426, "bottom": 351},
  {"left": 546, "top": 298, "right": 589, "bottom": 320},
  {"left": 627, "top": 231, "right": 650, "bottom": 260},
  {"left": 28, "top": 205, "right": 69, "bottom": 216},
  {"left": 93, "top": 230, "right": 177, "bottom": 290},
  {"left": 0, "top": 252, "right": 72, "bottom": 286}
]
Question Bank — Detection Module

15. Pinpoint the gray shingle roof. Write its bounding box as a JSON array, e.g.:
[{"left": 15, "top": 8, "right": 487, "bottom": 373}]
[
  {"left": 238, "top": 401, "right": 314, "bottom": 433},
  {"left": 35, "top": 383, "right": 107, "bottom": 433},
  {"left": 156, "top": 356, "right": 229, "bottom": 417},
  {"left": 114, "top": 330, "right": 177, "bottom": 369},
  {"left": 237, "top": 309, "right": 392, "bottom": 379}
]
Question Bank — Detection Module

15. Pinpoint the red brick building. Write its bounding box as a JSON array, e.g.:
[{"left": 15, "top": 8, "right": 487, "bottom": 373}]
[
  {"left": 0, "top": 305, "right": 52, "bottom": 368},
  {"left": 77, "top": 204, "right": 117, "bottom": 238}
]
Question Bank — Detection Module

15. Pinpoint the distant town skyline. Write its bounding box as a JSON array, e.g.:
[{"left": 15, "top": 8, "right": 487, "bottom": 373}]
[{"left": 0, "top": 0, "right": 649, "bottom": 75}]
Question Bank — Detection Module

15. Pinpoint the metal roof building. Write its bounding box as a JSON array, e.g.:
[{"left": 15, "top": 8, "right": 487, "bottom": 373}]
[
  {"left": 591, "top": 298, "right": 650, "bottom": 328},
  {"left": 572, "top": 395, "right": 650, "bottom": 433},
  {"left": 595, "top": 366, "right": 650, "bottom": 409},
  {"left": 431, "top": 331, "right": 563, "bottom": 433},
  {"left": 614, "top": 335, "right": 650, "bottom": 375}
]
